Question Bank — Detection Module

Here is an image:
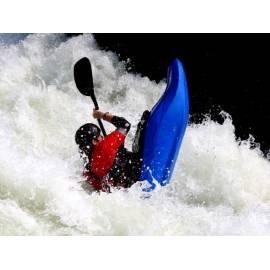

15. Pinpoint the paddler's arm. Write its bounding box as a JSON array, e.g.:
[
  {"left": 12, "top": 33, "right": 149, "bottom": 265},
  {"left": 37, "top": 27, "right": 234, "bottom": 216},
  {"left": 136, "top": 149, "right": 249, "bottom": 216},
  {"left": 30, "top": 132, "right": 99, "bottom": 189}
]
[{"left": 92, "top": 109, "right": 131, "bottom": 135}]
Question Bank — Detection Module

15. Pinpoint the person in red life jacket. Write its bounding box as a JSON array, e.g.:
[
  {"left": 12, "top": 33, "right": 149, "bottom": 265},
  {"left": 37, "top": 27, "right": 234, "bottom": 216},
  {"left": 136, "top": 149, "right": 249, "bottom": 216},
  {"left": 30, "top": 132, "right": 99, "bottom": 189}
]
[{"left": 75, "top": 109, "right": 150, "bottom": 192}]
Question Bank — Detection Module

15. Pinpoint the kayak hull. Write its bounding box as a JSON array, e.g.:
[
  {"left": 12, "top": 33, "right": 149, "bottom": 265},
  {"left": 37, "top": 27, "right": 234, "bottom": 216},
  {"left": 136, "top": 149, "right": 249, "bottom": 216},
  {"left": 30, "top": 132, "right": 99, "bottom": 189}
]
[{"left": 140, "top": 59, "right": 189, "bottom": 190}]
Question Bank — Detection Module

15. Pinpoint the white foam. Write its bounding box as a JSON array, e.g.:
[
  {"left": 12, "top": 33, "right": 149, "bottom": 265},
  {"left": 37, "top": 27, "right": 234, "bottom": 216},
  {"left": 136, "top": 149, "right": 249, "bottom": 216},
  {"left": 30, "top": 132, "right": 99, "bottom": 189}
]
[{"left": 0, "top": 34, "right": 270, "bottom": 235}]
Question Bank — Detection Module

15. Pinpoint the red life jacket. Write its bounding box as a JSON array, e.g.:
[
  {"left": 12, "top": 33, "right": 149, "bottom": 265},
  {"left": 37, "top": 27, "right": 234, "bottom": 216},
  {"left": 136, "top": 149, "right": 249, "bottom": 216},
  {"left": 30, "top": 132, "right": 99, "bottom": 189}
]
[{"left": 84, "top": 130, "right": 126, "bottom": 192}]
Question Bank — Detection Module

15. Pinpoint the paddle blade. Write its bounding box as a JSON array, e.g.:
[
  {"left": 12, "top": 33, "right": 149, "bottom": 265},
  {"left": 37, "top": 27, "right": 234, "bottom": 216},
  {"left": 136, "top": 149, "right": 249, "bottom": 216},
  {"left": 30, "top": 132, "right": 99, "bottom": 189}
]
[{"left": 74, "top": 57, "right": 94, "bottom": 96}]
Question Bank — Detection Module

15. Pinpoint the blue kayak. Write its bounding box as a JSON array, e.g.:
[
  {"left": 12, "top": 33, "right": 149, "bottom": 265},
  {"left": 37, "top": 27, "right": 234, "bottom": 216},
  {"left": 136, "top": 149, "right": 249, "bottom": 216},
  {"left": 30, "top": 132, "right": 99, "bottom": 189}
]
[{"left": 140, "top": 59, "right": 189, "bottom": 190}]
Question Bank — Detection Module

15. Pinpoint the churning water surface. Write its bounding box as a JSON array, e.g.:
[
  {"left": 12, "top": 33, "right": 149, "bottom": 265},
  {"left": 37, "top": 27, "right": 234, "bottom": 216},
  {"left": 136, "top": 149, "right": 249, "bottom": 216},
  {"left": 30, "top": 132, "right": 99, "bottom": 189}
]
[{"left": 0, "top": 34, "right": 270, "bottom": 235}]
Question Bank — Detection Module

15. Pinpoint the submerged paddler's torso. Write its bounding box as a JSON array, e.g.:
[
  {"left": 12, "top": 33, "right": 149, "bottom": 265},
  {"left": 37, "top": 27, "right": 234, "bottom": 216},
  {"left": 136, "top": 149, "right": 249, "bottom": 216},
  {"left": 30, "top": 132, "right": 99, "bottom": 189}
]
[{"left": 84, "top": 116, "right": 133, "bottom": 192}]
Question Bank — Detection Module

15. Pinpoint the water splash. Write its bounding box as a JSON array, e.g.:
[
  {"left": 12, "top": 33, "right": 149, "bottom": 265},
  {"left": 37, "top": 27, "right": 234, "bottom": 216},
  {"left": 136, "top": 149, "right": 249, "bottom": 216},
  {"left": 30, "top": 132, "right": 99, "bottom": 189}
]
[{"left": 0, "top": 34, "right": 270, "bottom": 235}]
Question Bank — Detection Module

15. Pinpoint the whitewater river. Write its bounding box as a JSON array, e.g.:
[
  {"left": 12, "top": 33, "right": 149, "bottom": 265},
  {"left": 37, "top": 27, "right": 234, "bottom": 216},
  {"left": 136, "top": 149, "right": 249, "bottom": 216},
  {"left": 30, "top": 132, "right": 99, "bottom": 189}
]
[{"left": 0, "top": 34, "right": 270, "bottom": 235}]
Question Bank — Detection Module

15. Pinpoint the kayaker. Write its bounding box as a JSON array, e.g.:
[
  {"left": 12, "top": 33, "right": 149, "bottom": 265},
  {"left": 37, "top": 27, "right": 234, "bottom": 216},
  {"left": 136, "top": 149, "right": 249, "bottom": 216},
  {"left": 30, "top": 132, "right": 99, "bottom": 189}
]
[{"left": 75, "top": 109, "right": 149, "bottom": 192}]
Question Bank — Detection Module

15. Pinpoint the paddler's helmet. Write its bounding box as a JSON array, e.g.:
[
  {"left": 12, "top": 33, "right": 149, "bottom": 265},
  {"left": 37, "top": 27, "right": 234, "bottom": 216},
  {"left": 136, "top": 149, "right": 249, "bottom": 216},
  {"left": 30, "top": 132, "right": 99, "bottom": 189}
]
[{"left": 75, "top": 123, "right": 101, "bottom": 156}]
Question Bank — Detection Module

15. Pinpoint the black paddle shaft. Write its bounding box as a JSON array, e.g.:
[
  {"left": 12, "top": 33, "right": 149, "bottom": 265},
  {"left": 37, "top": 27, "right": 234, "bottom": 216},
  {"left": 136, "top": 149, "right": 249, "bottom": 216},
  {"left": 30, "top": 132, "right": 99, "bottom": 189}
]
[{"left": 74, "top": 57, "right": 107, "bottom": 136}]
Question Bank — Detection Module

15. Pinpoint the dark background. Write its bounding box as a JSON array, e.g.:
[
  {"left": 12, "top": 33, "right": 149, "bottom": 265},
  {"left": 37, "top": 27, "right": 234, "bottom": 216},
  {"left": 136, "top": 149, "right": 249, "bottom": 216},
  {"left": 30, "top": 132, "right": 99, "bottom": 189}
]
[{"left": 72, "top": 34, "right": 270, "bottom": 154}]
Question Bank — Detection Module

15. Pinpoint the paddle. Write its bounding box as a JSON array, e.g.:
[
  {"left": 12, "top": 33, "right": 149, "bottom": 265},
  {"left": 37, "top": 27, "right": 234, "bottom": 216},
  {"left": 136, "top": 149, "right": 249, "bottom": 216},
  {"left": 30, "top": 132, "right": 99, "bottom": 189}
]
[{"left": 74, "top": 57, "right": 107, "bottom": 136}]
